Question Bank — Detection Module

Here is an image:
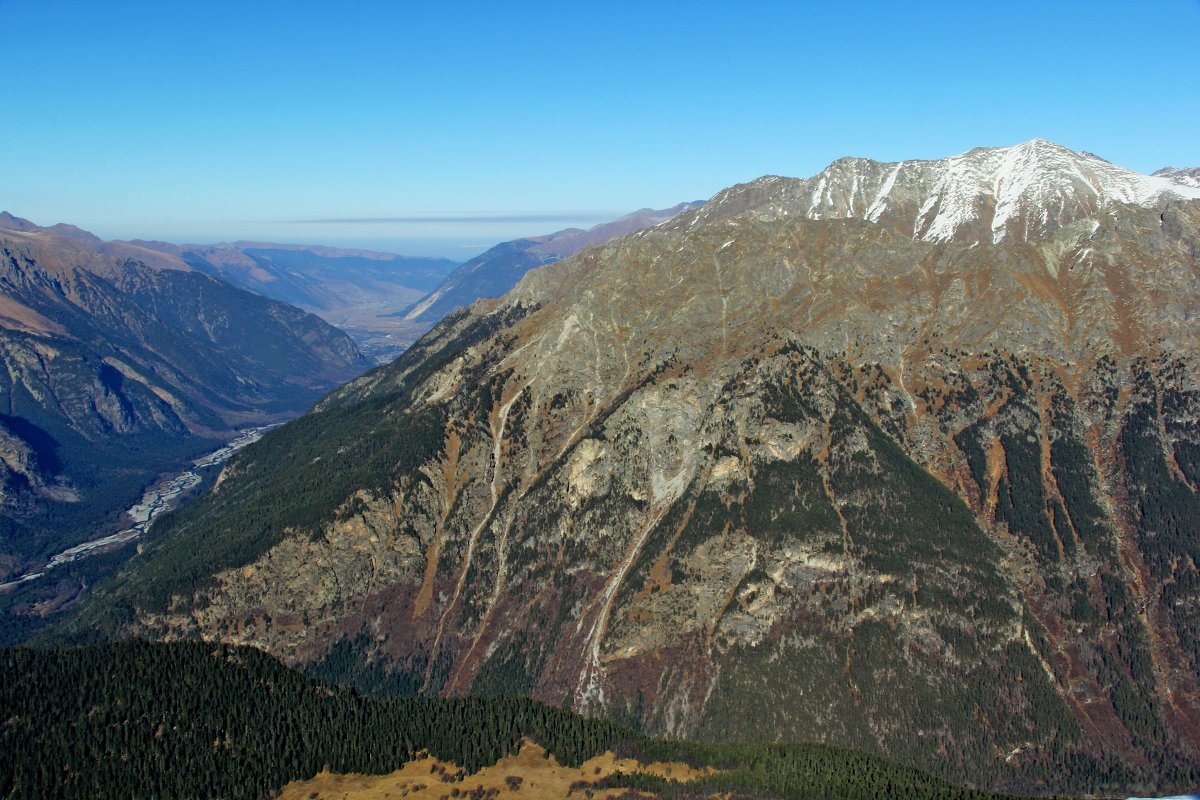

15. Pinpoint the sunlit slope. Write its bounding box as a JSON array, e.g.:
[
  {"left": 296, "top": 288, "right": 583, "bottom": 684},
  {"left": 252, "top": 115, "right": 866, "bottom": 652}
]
[{"left": 64, "top": 144, "right": 1200, "bottom": 795}]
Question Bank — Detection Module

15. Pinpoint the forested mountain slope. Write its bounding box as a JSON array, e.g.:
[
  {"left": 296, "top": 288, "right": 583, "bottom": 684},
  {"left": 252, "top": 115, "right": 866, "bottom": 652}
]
[
  {"left": 0, "top": 214, "right": 369, "bottom": 581},
  {"left": 62, "top": 143, "right": 1200, "bottom": 796},
  {"left": 0, "top": 640, "right": 1051, "bottom": 800}
]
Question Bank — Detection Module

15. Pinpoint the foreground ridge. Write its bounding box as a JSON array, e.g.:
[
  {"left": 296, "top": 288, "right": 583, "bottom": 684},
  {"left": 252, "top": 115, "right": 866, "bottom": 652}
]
[{"left": 3, "top": 641, "right": 1038, "bottom": 800}]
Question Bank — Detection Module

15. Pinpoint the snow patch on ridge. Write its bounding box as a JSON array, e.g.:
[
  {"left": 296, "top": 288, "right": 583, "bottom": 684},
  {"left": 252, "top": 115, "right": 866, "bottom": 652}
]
[
  {"left": 791, "top": 139, "right": 1200, "bottom": 245},
  {"left": 866, "top": 164, "right": 901, "bottom": 222}
]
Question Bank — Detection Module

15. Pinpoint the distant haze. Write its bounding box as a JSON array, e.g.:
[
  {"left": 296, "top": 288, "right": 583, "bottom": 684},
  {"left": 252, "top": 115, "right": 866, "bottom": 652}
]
[{"left": 96, "top": 218, "right": 629, "bottom": 261}]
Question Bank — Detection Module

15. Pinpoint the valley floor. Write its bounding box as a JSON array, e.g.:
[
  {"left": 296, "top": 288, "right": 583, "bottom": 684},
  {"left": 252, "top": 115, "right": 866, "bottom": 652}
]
[
  {"left": 316, "top": 303, "right": 433, "bottom": 364},
  {"left": 0, "top": 423, "right": 277, "bottom": 592}
]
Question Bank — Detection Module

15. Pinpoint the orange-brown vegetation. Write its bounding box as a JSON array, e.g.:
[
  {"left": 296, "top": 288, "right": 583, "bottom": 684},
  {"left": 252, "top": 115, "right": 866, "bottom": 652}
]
[{"left": 277, "top": 739, "right": 715, "bottom": 800}]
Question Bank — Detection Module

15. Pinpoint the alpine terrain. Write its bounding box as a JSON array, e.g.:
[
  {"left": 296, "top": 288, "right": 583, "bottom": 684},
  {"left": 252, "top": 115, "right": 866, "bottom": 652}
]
[
  {"left": 130, "top": 240, "right": 459, "bottom": 362},
  {"left": 399, "top": 203, "right": 702, "bottom": 326},
  {"left": 1155, "top": 167, "right": 1200, "bottom": 190},
  {"left": 0, "top": 214, "right": 369, "bottom": 592},
  {"left": 69, "top": 140, "right": 1200, "bottom": 795}
]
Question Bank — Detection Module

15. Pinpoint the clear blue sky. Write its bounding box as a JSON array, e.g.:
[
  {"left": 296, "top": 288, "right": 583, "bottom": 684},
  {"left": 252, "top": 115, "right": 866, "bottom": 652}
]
[{"left": 2, "top": 0, "right": 1197, "bottom": 257}]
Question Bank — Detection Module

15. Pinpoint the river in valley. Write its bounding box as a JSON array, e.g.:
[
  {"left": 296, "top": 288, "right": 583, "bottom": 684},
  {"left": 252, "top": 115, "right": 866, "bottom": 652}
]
[{"left": 0, "top": 424, "right": 279, "bottom": 591}]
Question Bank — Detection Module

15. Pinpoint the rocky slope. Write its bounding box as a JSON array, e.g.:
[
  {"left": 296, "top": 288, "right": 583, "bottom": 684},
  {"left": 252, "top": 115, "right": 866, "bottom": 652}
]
[
  {"left": 0, "top": 214, "right": 370, "bottom": 576},
  {"left": 1155, "top": 166, "right": 1200, "bottom": 190},
  {"left": 71, "top": 142, "right": 1200, "bottom": 795},
  {"left": 399, "top": 203, "right": 701, "bottom": 325}
]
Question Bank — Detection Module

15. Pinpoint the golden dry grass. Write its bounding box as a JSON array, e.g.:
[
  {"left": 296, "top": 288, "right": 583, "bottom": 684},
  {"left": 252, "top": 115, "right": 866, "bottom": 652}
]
[
  {"left": 276, "top": 738, "right": 714, "bottom": 800},
  {"left": 0, "top": 293, "right": 67, "bottom": 336}
]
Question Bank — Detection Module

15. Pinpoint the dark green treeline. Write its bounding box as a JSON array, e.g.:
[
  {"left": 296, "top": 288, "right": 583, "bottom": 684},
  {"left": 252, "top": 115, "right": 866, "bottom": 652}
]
[{"left": 1, "top": 640, "right": 1050, "bottom": 800}]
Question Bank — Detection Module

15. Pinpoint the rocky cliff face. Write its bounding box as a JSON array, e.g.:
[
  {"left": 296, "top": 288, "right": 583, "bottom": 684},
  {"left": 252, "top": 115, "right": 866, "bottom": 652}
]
[
  {"left": 0, "top": 214, "right": 370, "bottom": 575},
  {"left": 76, "top": 143, "right": 1200, "bottom": 794}
]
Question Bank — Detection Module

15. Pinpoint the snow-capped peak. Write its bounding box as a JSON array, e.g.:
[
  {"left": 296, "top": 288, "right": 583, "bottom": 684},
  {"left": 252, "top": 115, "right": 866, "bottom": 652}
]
[
  {"left": 678, "top": 140, "right": 1200, "bottom": 245},
  {"left": 811, "top": 139, "right": 1200, "bottom": 244},
  {"left": 1155, "top": 166, "right": 1200, "bottom": 190}
]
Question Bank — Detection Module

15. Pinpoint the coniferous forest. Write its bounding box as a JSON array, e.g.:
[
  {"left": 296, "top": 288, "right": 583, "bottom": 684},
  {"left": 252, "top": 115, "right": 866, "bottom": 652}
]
[{"left": 0, "top": 640, "right": 1055, "bottom": 800}]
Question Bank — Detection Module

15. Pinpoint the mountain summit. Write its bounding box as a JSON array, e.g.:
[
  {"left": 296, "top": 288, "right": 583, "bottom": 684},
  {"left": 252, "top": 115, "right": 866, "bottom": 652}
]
[
  {"left": 1155, "top": 165, "right": 1200, "bottom": 189},
  {"left": 69, "top": 143, "right": 1200, "bottom": 795},
  {"left": 677, "top": 138, "right": 1200, "bottom": 244}
]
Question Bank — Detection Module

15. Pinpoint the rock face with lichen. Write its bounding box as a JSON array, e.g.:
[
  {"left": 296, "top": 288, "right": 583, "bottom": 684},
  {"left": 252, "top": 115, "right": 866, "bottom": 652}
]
[{"left": 74, "top": 142, "right": 1200, "bottom": 795}]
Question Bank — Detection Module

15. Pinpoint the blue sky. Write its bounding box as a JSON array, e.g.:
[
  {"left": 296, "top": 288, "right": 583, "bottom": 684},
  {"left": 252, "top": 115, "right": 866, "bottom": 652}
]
[{"left": 2, "top": 0, "right": 1197, "bottom": 257}]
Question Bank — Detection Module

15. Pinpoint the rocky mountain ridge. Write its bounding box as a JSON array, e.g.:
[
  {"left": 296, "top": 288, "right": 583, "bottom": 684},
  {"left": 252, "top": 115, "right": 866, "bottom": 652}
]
[
  {"left": 673, "top": 139, "right": 1200, "bottom": 244},
  {"left": 0, "top": 214, "right": 370, "bottom": 582},
  {"left": 127, "top": 239, "right": 459, "bottom": 363},
  {"left": 69, "top": 143, "right": 1200, "bottom": 795},
  {"left": 400, "top": 203, "right": 702, "bottom": 325},
  {"left": 1155, "top": 166, "right": 1200, "bottom": 189}
]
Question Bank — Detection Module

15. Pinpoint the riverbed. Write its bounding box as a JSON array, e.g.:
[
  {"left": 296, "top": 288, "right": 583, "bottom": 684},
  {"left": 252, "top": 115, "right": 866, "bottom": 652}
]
[{"left": 0, "top": 424, "right": 279, "bottom": 590}]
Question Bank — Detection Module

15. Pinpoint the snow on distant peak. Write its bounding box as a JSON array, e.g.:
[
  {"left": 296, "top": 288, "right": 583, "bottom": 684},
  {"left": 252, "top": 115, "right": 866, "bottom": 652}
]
[
  {"left": 787, "top": 139, "right": 1200, "bottom": 244},
  {"left": 669, "top": 141, "right": 1200, "bottom": 244},
  {"left": 1155, "top": 166, "right": 1200, "bottom": 190}
]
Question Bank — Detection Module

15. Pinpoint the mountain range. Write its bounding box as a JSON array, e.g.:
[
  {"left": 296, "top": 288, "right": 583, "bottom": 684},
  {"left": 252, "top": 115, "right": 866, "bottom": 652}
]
[
  {"left": 126, "top": 240, "right": 459, "bottom": 363},
  {"left": 675, "top": 137, "right": 1199, "bottom": 243},
  {"left": 0, "top": 213, "right": 369, "bottom": 592},
  {"left": 56, "top": 141, "right": 1200, "bottom": 795},
  {"left": 128, "top": 206, "right": 702, "bottom": 364}
]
